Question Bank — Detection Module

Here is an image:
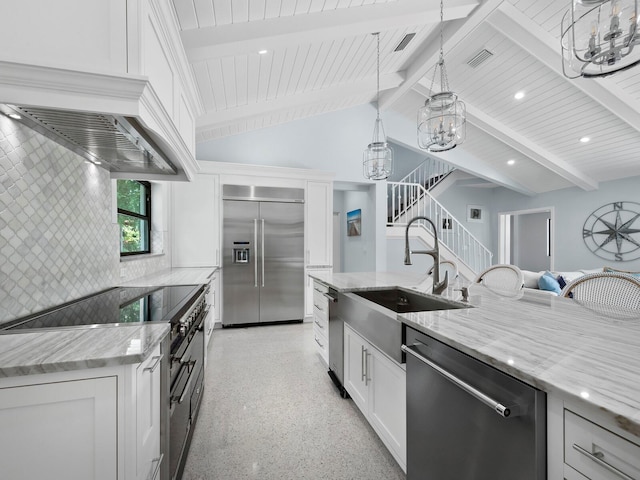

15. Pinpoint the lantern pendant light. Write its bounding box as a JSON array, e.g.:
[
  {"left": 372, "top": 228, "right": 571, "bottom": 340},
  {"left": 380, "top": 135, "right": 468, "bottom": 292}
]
[
  {"left": 363, "top": 32, "right": 393, "bottom": 180},
  {"left": 417, "top": 0, "right": 466, "bottom": 152},
  {"left": 561, "top": 0, "right": 640, "bottom": 78}
]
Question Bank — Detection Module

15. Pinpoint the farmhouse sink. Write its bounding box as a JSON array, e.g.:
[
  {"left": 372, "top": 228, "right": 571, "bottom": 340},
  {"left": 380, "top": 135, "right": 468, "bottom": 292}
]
[{"left": 354, "top": 288, "right": 470, "bottom": 314}]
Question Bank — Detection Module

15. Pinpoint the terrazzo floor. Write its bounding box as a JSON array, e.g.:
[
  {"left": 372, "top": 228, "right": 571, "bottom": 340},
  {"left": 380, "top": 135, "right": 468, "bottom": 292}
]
[{"left": 182, "top": 321, "right": 406, "bottom": 480}]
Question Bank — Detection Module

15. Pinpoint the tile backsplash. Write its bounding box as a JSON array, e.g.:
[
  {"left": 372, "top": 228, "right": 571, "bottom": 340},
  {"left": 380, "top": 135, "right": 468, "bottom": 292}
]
[{"left": 0, "top": 117, "right": 169, "bottom": 324}]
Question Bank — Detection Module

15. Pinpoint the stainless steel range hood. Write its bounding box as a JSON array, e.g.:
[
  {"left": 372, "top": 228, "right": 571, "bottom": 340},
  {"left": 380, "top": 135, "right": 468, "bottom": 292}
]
[{"left": 1, "top": 104, "right": 178, "bottom": 175}]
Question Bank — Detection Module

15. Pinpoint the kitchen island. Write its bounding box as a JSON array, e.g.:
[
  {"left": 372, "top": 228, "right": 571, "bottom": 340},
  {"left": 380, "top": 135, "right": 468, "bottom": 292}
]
[{"left": 310, "top": 270, "right": 640, "bottom": 479}]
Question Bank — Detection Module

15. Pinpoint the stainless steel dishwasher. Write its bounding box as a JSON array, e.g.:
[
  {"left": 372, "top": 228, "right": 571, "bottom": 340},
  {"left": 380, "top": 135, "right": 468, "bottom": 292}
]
[{"left": 402, "top": 326, "right": 546, "bottom": 480}]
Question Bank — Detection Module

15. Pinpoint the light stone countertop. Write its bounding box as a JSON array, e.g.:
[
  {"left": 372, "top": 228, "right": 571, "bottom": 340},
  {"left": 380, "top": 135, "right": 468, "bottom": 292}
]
[
  {"left": 120, "top": 267, "right": 218, "bottom": 287},
  {"left": 310, "top": 271, "right": 640, "bottom": 439},
  {"left": 0, "top": 267, "right": 218, "bottom": 379},
  {"left": 0, "top": 323, "right": 169, "bottom": 378}
]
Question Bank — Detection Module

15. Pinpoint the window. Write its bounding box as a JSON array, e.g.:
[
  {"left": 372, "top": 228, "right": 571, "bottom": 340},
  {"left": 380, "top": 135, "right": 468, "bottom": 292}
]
[{"left": 117, "top": 180, "right": 151, "bottom": 255}]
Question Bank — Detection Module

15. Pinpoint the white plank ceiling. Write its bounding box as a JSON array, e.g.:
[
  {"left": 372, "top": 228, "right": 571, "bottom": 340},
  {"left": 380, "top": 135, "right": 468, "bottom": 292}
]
[{"left": 172, "top": 0, "right": 640, "bottom": 193}]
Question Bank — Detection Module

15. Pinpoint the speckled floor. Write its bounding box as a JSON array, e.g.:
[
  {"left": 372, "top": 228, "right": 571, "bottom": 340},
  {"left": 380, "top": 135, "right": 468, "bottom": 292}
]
[{"left": 182, "top": 322, "right": 406, "bottom": 480}]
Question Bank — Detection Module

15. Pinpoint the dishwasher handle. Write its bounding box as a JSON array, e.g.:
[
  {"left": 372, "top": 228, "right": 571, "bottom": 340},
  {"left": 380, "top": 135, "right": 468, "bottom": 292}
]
[{"left": 402, "top": 343, "right": 515, "bottom": 418}]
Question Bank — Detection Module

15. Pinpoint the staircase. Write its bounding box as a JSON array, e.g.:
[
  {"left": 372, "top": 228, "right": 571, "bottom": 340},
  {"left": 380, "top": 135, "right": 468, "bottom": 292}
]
[{"left": 387, "top": 178, "right": 493, "bottom": 279}]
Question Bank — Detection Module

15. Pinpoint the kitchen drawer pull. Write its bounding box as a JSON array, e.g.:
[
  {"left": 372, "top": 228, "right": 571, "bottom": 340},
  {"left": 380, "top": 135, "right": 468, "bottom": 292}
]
[
  {"left": 314, "top": 336, "right": 324, "bottom": 348},
  {"left": 314, "top": 319, "right": 324, "bottom": 329},
  {"left": 144, "top": 354, "right": 163, "bottom": 373},
  {"left": 149, "top": 453, "right": 164, "bottom": 480},
  {"left": 572, "top": 444, "right": 634, "bottom": 480},
  {"left": 361, "top": 345, "right": 366, "bottom": 382},
  {"left": 313, "top": 303, "right": 324, "bottom": 312},
  {"left": 402, "top": 343, "right": 513, "bottom": 418}
]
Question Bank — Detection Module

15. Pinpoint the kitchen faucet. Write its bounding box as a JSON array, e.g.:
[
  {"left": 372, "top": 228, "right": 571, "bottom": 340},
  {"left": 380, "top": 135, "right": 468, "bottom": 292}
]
[{"left": 404, "top": 216, "right": 448, "bottom": 295}]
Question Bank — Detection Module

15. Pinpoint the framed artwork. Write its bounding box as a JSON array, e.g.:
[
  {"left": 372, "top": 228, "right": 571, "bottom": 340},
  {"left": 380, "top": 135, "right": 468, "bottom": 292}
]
[
  {"left": 347, "top": 209, "right": 362, "bottom": 236},
  {"left": 467, "top": 205, "right": 484, "bottom": 223}
]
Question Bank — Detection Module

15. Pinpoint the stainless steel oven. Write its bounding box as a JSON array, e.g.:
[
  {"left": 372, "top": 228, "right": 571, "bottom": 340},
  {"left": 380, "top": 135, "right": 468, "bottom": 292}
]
[{"left": 168, "top": 288, "right": 207, "bottom": 480}]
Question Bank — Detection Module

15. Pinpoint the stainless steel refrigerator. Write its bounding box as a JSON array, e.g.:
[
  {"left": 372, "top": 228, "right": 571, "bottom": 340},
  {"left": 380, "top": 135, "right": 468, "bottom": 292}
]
[{"left": 222, "top": 186, "right": 304, "bottom": 326}]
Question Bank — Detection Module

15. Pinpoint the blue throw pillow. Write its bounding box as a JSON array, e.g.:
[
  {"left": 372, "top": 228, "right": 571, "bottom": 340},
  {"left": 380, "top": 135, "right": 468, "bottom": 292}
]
[{"left": 538, "top": 271, "right": 562, "bottom": 295}]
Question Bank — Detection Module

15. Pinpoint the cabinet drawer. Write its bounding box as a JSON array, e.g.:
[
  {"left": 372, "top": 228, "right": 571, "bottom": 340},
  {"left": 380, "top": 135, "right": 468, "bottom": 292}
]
[
  {"left": 564, "top": 410, "right": 640, "bottom": 480},
  {"left": 312, "top": 291, "right": 329, "bottom": 322},
  {"left": 313, "top": 329, "right": 328, "bottom": 365},
  {"left": 313, "top": 312, "right": 328, "bottom": 333}
]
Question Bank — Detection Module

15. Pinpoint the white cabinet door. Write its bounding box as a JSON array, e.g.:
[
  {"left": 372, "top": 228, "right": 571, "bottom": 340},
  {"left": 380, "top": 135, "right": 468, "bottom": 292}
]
[
  {"left": 343, "top": 323, "right": 407, "bottom": 471},
  {"left": 344, "top": 324, "right": 369, "bottom": 413},
  {"left": 306, "top": 181, "right": 333, "bottom": 266},
  {"left": 172, "top": 174, "right": 220, "bottom": 267},
  {"left": 305, "top": 268, "right": 331, "bottom": 317},
  {"left": 0, "top": 376, "right": 118, "bottom": 480},
  {"left": 369, "top": 348, "right": 406, "bottom": 468},
  {"left": 136, "top": 348, "right": 162, "bottom": 480}
]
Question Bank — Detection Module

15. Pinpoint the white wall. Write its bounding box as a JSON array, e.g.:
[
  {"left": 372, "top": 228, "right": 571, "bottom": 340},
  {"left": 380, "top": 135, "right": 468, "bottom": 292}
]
[
  {"left": 333, "top": 188, "right": 376, "bottom": 272},
  {"left": 490, "top": 175, "right": 640, "bottom": 272}
]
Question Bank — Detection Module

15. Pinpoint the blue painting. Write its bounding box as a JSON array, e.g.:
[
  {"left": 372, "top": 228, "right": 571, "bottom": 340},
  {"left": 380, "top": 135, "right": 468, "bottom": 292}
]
[{"left": 347, "top": 209, "right": 361, "bottom": 237}]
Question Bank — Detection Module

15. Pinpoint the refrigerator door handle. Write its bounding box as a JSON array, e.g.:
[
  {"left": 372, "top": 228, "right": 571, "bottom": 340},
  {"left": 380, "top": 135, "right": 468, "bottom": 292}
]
[
  {"left": 261, "top": 219, "right": 265, "bottom": 287},
  {"left": 254, "top": 219, "right": 258, "bottom": 287}
]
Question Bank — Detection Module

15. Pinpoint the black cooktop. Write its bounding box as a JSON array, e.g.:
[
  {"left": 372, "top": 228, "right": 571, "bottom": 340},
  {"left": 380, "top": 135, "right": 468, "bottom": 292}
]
[{"left": 3, "top": 285, "right": 203, "bottom": 332}]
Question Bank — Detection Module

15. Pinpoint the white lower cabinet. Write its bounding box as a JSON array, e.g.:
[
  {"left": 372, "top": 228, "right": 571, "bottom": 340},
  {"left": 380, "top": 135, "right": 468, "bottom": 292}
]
[
  {"left": 0, "top": 346, "right": 162, "bottom": 480},
  {"left": 312, "top": 281, "right": 329, "bottom": 365},
  {"left": 343, "top": 323, "right": 406, "bottom": 472},
  {"left": 548, "top": 393, "right": 640, "bottom": 480},
  {"left": 135, "top": 348, "right": 162, "bottom": 480},
  {"left": 0, "top": 375, "right": 118, "bottom": 480}
]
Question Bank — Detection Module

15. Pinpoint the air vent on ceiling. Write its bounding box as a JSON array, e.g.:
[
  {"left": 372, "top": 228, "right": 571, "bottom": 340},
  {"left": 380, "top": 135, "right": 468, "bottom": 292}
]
[
  {"left": 466, "top": 48, "right": 494, "bottom": 68},
  {"left": 394, "top": 33, "right": 416, "bottom": 52}
]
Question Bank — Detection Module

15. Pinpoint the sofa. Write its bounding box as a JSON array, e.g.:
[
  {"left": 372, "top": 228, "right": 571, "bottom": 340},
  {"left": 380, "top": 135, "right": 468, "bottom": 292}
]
[{"left": 521, "top": 268, "right": 607, "bottom": 296}]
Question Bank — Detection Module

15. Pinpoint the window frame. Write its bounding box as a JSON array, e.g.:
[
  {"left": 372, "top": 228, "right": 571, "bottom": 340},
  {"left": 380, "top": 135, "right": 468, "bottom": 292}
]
[{"left": 117, "top": 180, "right": 152, "bottom": 256}]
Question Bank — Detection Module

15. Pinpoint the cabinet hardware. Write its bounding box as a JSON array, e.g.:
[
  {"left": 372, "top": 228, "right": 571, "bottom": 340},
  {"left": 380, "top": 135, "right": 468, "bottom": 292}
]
[
  {"left": 365, "top": 351, "right": 371, "bottom": 386},
  {"left": 314, "top": 319, "right": 324, "bottom": 329},
  {"left": 143, "top": 354, "right": 163, "bottom": 373},
  {"left": 313, "top": 303, "right": 324, "bottom": 311},
  {"left": 572, "top": 444, "right": 634, "bottom": 480},
  {"left": 314, "top": 337, "right": 324, "bottom": 348},
  {"left": 361, "top": 345, "right": 367, "bottom": 382},
  {"left": 402, "top": 343, "right": 514, "bottom": 418}
]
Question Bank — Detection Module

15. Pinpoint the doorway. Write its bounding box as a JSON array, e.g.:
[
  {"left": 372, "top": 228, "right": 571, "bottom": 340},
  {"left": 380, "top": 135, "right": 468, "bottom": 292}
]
[{"left": 499, "top": 207, "right": 554, "bottom": 272}]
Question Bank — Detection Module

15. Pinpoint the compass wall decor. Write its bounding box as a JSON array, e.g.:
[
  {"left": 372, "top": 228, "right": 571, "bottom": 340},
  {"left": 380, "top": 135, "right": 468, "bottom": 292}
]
[{"left": 582, "top": 201, "right": 640, "bottom": 262}]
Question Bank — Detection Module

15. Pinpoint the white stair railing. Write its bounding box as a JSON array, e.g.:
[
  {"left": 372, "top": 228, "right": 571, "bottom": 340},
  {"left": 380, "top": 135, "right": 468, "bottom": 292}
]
[
  {"left": 387, "top": 181, "right": 493, "bottom": 275},
  {"left": 400, "top": 158, "right": 455, "bottom": 192}
]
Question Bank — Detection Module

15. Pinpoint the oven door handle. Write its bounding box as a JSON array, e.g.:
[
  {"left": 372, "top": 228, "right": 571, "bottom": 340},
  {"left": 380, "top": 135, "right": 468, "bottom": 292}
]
[
  {"left": 172, "top": 361, "right": 197, "bottom": 405},
  {"left": 402, "top": 343, "right": 515, "bottom": 418}
]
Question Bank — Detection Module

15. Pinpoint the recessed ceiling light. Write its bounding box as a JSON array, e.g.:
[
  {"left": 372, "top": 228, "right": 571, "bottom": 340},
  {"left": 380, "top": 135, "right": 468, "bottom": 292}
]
[
  {"left": 7, "top": 113, "right": 21, "bottom": 120},
  {"left": 258, "top": 49, "right": 268, "bottom": 55},
  {"left": 580, "top": 136, "right": 590, "bottom": 143},
  {"left": 507, "top": 159, "right": 516, "bottom": 165},
  {"left": 514, "top": 91, "right": 525, "bottom": 100}
]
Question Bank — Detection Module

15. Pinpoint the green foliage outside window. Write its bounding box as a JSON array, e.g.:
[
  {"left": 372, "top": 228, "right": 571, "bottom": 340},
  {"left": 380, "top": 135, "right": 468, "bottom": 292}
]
[{"left": 117, "top": 180, "right": 151, "bottom": 255}]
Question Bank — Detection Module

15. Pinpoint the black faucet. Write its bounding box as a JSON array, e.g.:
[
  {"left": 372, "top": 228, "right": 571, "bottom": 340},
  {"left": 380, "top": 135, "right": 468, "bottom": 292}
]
[{"left": 404, "top": 216, "right": 448, "bottom": 295}]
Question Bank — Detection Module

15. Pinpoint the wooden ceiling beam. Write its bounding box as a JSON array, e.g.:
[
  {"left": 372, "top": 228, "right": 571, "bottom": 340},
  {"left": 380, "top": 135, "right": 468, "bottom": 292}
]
[
  {"left": 181, "top": 0, "right": 478, "bottom": 62},
  {"left": 378, "top": 0, "right": 505, "bottom": 111},
  {"left": 487, "top": 2, "right": 640, "bottom": 136}
]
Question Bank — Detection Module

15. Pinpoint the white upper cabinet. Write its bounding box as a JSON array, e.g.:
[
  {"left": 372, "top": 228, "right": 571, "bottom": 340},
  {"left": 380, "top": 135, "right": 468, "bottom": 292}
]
[
  {"left": 306, "top": 180, "right": 333, "bottom": 267},
  {"left": 0, "top": 0, "right": 201, "bottom": 179},
  {"left": 172, "top": 174, "right": 221, "bottom": 267},
  {"left": 0, "top": 0, "right": 128, "bottom": 73}
]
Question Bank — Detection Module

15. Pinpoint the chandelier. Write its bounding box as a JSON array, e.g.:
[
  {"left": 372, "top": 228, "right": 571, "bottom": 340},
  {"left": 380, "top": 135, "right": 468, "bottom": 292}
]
[
  {"left": 561, "top": 0, "right": 640, "bottom": 78},
  {"left": 417, "top": 0, "right": 466, "bottom": 152},
  {"left": 363, "top": 32, "right": 393, "bottom": 181}
]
